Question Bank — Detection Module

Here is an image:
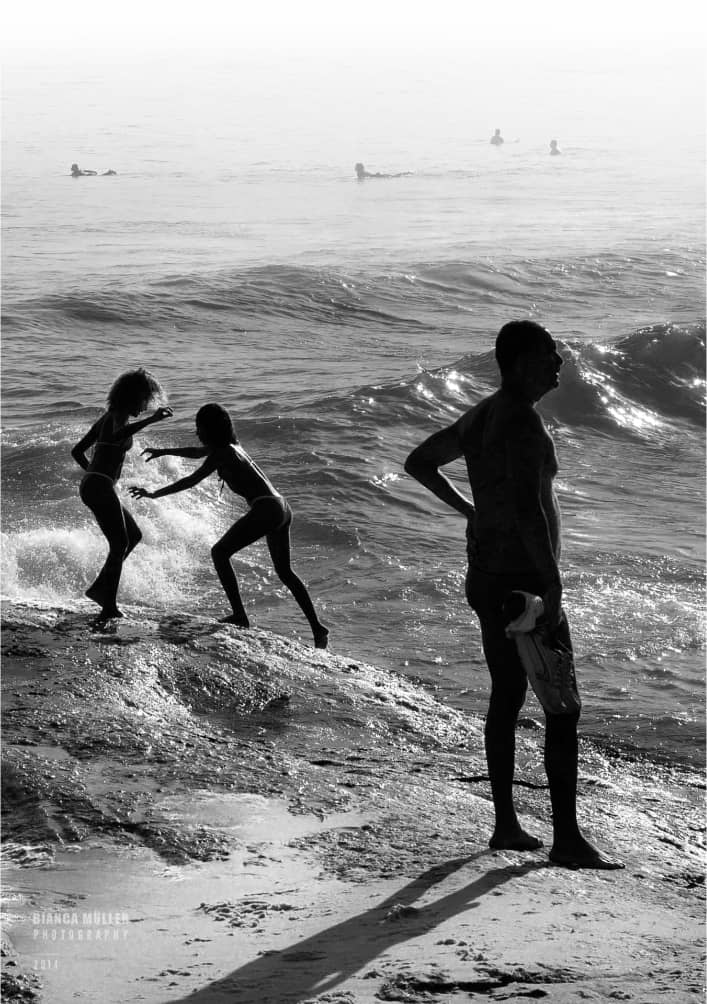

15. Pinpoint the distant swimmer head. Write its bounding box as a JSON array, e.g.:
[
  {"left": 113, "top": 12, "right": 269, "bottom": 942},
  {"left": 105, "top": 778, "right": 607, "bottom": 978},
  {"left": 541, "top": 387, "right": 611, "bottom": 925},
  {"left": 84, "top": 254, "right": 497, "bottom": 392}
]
[
  {"left": 107, "top": 368, "right": 167, "bottom": 417},
  {"left": 549, "top": 139, "right": 560, "bottom": 155},
  {"left": 355, "top": 162, "right": 366, "bottom": 179},
  {"left": 195, "top": 403, "right": 238, "bottom": 448}
]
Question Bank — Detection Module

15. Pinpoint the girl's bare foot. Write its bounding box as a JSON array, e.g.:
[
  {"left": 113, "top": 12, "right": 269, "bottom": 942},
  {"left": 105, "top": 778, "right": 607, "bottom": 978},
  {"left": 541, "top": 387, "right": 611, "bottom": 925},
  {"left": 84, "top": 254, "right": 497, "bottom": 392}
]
[
  {"left": 96, "top": 606, "right": 124, "bottom": 620},
  {"left": 219, "top": 614, "right": 250, "bottom": 628},
  {"left": 85, "top": 583, "right": 107, "bottom": 607},
  {"left": 313, "top": 625, "right": 329, "bottom": 650}
]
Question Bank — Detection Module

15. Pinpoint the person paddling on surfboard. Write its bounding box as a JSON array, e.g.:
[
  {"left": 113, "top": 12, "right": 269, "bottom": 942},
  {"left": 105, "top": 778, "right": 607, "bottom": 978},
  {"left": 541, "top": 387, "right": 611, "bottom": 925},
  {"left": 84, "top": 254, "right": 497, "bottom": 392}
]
[
  {"left": 130, "top": 403, "right": 329, "bottom": 649},
  {"left": 70, "top": 163, "right": 97, "bottom": 176},
  {"left": 355, "top": 162, "right": 412, "bottom": 180},
  {"left": 405, "top": 320, "right": 622, "bottom": 870},
  {"left": 70, "top": 163, "right": 117, "bottom": 176}
]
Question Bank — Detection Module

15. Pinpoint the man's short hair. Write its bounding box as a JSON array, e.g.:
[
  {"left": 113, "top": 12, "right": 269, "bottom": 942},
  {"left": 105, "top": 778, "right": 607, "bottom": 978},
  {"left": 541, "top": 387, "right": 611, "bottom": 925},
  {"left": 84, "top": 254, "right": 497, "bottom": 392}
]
[{"left": 495, "top": 320, "right": 552, "bottom": 374}]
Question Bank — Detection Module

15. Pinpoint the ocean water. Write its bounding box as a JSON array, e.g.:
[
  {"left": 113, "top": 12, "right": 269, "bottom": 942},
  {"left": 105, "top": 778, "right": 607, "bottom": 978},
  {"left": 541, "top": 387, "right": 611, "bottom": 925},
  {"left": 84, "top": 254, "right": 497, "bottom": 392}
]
[{"left": 2, "top": 48, "right": 705, "bottom": 768}]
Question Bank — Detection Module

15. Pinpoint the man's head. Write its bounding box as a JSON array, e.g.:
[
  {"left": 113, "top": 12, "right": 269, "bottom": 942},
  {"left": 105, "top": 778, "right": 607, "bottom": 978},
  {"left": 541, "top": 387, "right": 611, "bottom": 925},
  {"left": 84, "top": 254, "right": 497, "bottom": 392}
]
[{"left": 495, "top": 320, "right": 563, "bottom": 400}]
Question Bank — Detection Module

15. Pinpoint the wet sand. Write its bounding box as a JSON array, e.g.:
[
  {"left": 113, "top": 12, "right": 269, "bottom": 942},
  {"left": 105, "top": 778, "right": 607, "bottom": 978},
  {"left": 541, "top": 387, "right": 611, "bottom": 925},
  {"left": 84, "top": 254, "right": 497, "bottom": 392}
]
[{"left": 2, "top": 603, "right": 704, "bottom": 1003}]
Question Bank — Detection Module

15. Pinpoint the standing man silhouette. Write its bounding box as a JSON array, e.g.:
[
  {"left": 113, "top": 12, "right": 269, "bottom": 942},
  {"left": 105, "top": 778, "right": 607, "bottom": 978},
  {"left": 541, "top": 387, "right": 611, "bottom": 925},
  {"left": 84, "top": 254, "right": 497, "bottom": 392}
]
[{"left": 405, "top": 320, "right": 622, "bottom": 869}]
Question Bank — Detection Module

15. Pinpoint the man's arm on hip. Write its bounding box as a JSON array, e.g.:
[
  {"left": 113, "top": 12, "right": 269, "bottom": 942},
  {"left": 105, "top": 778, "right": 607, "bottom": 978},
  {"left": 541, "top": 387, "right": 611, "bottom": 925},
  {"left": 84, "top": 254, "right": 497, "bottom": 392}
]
[{"left": 404, "top": 422, "right": 474, "bottom": 518}]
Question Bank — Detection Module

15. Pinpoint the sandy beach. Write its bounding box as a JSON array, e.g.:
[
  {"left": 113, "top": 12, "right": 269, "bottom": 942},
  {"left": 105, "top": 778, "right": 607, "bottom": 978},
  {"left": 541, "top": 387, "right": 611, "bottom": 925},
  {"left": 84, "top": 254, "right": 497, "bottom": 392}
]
[{"left": 1, "top": 603, "right": 704, "bottom": 1003}]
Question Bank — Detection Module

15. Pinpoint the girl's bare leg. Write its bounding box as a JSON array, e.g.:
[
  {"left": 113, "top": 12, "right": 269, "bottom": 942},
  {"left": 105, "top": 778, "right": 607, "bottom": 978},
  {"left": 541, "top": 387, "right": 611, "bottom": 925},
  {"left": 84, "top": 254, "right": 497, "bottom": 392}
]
[
  {"left": 210, "top": 508, "right": 277, "bottom": 626},
  {"left": 267, "top": 524, "right": 328, "bottom": 648},
  {"left": 81, "top": 482, "right": 141, "bottom": 618}
]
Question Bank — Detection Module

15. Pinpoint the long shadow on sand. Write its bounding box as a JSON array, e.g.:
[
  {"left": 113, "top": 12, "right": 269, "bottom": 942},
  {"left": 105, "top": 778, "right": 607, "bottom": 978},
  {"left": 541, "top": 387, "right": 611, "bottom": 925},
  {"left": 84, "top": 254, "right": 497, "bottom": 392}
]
[{"left": 167, "top": 853, "right": 546, "bottom": 1003}]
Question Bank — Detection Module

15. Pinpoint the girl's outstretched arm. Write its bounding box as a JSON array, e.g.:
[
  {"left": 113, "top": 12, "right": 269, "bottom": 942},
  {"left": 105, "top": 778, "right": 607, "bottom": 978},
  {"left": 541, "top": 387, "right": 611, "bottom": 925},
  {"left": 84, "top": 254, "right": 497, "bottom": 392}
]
[
  {"left": 142, "top": 446, "right": 209, "bottom": 462},
  {"left": 106, "top": 407, "right": 174, "bottom": 442},
  {"left": 129, "top": 457, "right": 217, "bottom": 500}
]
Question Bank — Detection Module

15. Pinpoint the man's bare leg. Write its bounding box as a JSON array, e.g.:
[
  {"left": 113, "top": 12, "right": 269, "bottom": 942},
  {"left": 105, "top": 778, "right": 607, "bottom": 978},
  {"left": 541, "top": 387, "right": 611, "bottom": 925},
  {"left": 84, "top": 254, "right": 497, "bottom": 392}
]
[
  {"left": 545, "top": 713, "right": 623, "bottom": 869},
  {"left": 485, "top": 691, "right": 543, "bottom": 851}
]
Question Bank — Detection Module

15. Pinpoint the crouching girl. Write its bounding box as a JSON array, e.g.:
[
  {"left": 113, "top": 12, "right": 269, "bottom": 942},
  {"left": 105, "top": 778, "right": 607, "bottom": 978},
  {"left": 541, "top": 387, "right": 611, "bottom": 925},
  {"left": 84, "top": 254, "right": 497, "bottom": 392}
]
[{"left": 130, "top": 403, "right": 328, "bottom": 648}]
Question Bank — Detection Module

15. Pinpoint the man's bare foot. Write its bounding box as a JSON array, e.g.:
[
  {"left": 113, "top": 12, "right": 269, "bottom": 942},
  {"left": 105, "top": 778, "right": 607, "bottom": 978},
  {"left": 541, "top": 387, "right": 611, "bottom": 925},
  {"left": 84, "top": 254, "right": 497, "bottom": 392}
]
[
  {"left": 219, "top": 614, "right": 250, "bottom": 628},
  {"left": 313, "top": 625, "right": 329, "bottom": 650},
  {"left": 489, "top": 827, "right": 543, "bottom": 851},
  {"left": 549, "top": 836, "right": 624, "bottom": 870}
]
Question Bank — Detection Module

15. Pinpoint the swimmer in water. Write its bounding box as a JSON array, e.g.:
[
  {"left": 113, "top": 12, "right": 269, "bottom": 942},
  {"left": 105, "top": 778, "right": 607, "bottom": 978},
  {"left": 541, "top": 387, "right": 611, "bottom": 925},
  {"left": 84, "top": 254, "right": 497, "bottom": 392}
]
[
  {"left": 70, "top": 164, "right": 116, "bottom": 176},
  {"left": 70, "top": 163, "right": 97, "bottom": 177},
  {"left": 490, "top": 129, "right": 504, "bottom": 146},
  {"left": 355, "top": 162, "right": 411, "bottom": 180},
  {"left": 549, "top": 139, "right": 561, "bottom": 156},
  {"left": 131, "top": 403, "right": 329, "bottom": 649},
  {"left": 71, "top": 369, "right": 172, "bottom": 619}
]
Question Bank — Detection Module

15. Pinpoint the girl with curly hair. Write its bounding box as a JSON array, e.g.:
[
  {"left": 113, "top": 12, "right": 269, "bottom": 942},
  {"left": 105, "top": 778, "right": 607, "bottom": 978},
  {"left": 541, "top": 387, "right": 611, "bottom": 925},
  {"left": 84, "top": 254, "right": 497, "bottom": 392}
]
[
  {"left": 72, "top": 368, "right": 172, "bottom": 619},
  {"left": 130, "top": 403, "right": 328, "bottom": 649}
]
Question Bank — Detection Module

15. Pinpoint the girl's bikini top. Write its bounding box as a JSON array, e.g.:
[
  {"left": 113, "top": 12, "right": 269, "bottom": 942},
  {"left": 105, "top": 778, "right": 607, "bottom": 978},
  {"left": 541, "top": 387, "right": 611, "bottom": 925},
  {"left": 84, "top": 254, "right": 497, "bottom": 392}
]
[
  {"left": 215, "top": 444, "right": 278, "bottom": 502},
  {"left": 88, "top": 414, "right": 133, "bottom": 482}
]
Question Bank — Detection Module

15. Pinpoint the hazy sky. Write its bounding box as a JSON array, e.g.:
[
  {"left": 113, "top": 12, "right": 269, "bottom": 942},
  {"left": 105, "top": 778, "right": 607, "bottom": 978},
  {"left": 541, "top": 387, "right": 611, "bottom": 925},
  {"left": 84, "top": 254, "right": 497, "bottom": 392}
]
[{"left": 2, "top": 0, "right": 705, "bottom": 51}]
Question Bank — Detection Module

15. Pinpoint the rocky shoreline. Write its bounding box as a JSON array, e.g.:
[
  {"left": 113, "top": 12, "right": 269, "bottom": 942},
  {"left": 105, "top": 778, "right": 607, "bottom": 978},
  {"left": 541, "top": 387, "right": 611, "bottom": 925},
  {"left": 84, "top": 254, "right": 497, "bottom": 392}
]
[{"left": 2, "top": 602, "right": 704, "bottom": 1003}]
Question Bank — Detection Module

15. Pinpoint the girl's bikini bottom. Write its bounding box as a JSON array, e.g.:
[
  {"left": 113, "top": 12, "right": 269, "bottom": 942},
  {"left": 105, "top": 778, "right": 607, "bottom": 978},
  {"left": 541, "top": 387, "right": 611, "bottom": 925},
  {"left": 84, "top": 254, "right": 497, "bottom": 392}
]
[
  {"left": 80, "top": 472, "right": 118, "bottom": 510},
  {"left": 81, "top": 471, "right": 116, "bottom": 487},
  {"left": 248, "top": 494, "right": 291, "bottom": 531}
]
